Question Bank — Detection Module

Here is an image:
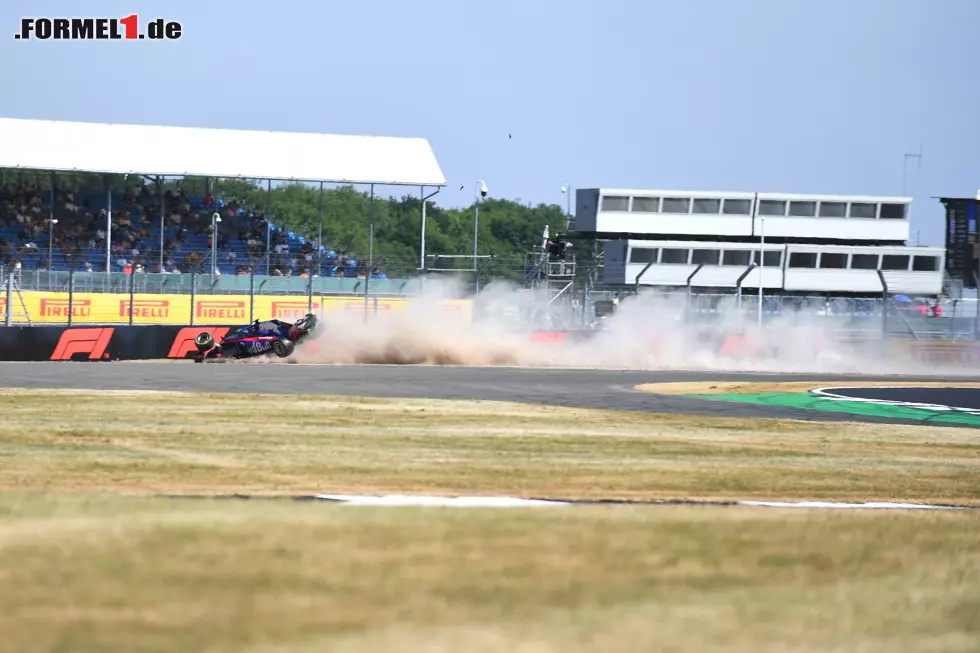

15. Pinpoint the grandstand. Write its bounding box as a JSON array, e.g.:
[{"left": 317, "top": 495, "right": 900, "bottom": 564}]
[
  {"left": 1, "top": 182, "right": 350, "bottom": 274},
  {"left": 0, "top": 116, "right": 445, "bottom": 296}
]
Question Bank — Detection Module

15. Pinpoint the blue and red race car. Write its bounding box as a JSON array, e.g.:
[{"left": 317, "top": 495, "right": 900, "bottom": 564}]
[{"left": 193, "top": 313, "right": 317, "bottom": 362}]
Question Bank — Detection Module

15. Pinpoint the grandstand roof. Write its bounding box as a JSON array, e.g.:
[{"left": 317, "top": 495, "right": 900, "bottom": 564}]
[{"left": 0, "top": 117, "right": 446, "bottom": 187}]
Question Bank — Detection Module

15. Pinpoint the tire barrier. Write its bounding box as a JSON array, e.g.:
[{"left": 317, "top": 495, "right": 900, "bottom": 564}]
[
  {"left": 0, "top": 326, "right": 596, "bottom": 362},
  {"left": 0, "top": 325, "right": 237, "bottom": 361}
]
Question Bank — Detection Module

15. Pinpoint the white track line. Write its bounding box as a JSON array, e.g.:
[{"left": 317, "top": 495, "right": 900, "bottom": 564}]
[
  {"left": 313, "top": 494, "right": 971, "bottom": 510},
  {"left": 811, "top": 386, "right": 980, "bottom": 415}
]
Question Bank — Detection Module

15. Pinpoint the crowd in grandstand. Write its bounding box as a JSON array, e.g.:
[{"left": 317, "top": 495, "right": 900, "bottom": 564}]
[{"left": 0, "top": 177, "right": 381, "bottom": 279}]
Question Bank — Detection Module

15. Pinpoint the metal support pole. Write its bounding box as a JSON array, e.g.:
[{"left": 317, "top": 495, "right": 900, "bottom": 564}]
[
  {"left": 877, "top": 270, "right": 888, "bottom": 341},
  {"left": 420, "top": 187, "right": 440, "bottom": 270},
  {"left": 973, "top": 271, "right": 980, "bottom": 339},
  {"left": 266, "top": 179, "right": 272, "bottom": 276},
  {"left": 211, "top": 213, "right": 219, "bottom": 278},
  {"left": 190, "top": 268, "right": 197, "bottom": 327},
  {"left": 105, "top": 174, "right": 112, "bottom": 274},
  {"left": 757, "top": 212, "right": 764, "bottom": 328},
  {"left": 68, "top": 267, "right": 74, "bottom": 327},
  {"left": 307, "top": 270, "right": 314, "bottom": 313},
  {"left": 949, "top": 299, "right": 957, "bottom": 340},
  {"left": 473, "top": 202, "right": 480, "bottom": 294},
  {"left": 48, "top": 172, "right": 55, "bottom": 277},
  {"left": 158, "top": 175, "right": 164, "bottom": 272},
  {"left": 317, "top": 181, "right": 324, "bottom": 277},
  {"left": 265, "top": 179, "right": 271, "bottom": 218},
  {"left": 128, "top": 267, "right": 136, "bottom": 326},
  {"left": 420, "top": 185, "right": 425, "bottom": 270},
  {"left": 634, "top": 260, "right": 655, "bottom": 295},
  {"left": 735, "top": 264, "right": 758, "bottom": 329},
  {"left": 685, "top": 263, "right": 705, "bottom": 323},
  {"left": 363, "top": 254, "right": 385, "bottom": 323},
  {"left": 368, "top": 183, "right": 375, "bottom": 265},
  {"left": 4, "top": 271, "right": 12, "bottom": 327},
  {"left": 249, "top": 263, "right": 256, "bottom": 323},
  {"left": 48, "top": 219, "right": 55, "bottom": 272}
]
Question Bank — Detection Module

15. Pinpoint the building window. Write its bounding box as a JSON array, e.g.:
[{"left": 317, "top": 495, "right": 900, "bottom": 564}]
[
  {"left": 632, "top": 197, "right": 660, "bottom": 213},
  {"left": 629, "top": 248, "right": 658, "bottom": 264},
  {"left": 819, "top": 201, "right": 847, "bottom": 218},
  {"left": 912, "top": 255, "right": 939, "bottom": 272},
  {"left": 660, "top": 248, "right": 689, "bottom": 264},
  {"left": 851, "top": 254, "right": 878, "bottom": 269},
  {"left": 691, "top": 249, "right": 720, "bottom": 265},
  {"left": 692, "top": 198, "right": 721, "bottom": 214},
  {"left": 880, "top": 203, "right": 907, "bottom": 219},
  {"left": 601, "top": 196, "right": 629, "bottom": 212},
  {"left": 723, "top": 199, "right": 752, "bottom": 215},
  {"left": 819, "top": 253, "right": 847, "bottom": 269},
  {"left": 661, "top": 197, "right": 691, "bottom": 214},
  {"left": 881, "top": 254, "right": 910, "bottom": 270},
  {"left": 789, "top": 201, "right": 816, "bottom": 217},
  {"left": 752, "top": 250, "right": 782, "bottom": 267},
  {"left": 758, "top": 200, "right": 786, "bottom": 216},
  {"left": 788, "top": 252, "right": 818, "bottom": 268},
  {"left": 849, "top": 202, "right": 877, "bottom": 219},
  {"left": 722, "top": 250, "right": 751, "bottom": 266}
]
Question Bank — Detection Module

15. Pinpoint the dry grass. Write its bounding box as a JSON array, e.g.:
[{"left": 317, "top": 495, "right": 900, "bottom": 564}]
[
  {"left": 1, "top": 388, "right": 979, "bottom": 504},
  {"left": 635, "top": 380, "right": 980, "bottom": 395},
  {"left": 0, "top": 494, "right": 977, "bottom": 653},
  {"left": 1, "top": 389, "right": 979, "bottom": 652}
]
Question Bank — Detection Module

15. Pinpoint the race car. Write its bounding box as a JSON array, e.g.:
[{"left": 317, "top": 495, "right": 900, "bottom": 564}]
[{"left": 192, "top": 313, "right": 317, "bottom": 362}]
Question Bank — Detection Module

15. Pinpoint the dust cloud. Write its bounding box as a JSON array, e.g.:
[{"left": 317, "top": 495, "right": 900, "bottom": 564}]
[{"left": 284, "top": 277, "right": 954, "bottom": 376}]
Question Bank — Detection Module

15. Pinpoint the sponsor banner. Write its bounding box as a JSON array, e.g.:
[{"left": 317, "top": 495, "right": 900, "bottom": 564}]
[
  {"left": 528, "top": 332, "right": 567, "bottom": 343},
  {"left": 0, "top": 324, "right": 257, "bottom": 361},
  {"left": 1, "top": 292, "right": 472, "bottom": 325},
  {"left": 887, "top": 339, "right": 980, "bottom": 365}
]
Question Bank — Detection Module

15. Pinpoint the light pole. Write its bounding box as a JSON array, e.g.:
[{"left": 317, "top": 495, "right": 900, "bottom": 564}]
[
  {"left": 48, "top": 218, "right": 58, "bottom": 271},
  {"left": 561, "top": 182, "right": 571, "bottom": 230},
  {"left": 211, "top": 212, "right": 221, "bottom": 277},
  {"left": 758, "top": 215, "right": 764, "bottom": 328},
  {"left": 474, "top": 180, "right": 487, "bottom": 294}
]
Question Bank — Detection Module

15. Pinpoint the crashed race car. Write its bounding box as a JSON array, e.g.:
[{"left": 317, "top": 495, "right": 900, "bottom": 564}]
[{"left": 192, "top": 313, "right": 317, "bottom": 362}]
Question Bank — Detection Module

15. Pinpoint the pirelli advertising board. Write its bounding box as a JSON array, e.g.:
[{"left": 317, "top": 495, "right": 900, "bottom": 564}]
[{"left": 0, "top": 292, "right": 472, "bottom": 325}]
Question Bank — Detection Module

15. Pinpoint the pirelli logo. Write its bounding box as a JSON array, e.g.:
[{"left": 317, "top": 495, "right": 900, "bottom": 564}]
[
  {"left": 40, "top": 298, "right": 92, "bottom": 318},
  {"left": 119, "top": 299, "right": 170, "bottom": 319},
  {"left": 343, "top": 301, "right": 390, "bottom": 311},
  {"left": 196, "top": 300, "right": 246, "bottom": 320},
  {"left": 271, "top": 301, "right": 318, "bottom": 320}
]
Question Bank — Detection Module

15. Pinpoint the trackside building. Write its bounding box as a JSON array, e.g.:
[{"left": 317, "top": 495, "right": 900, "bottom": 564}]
[{"left": 574, "top": 188, "right": 945, "bottom": 296}]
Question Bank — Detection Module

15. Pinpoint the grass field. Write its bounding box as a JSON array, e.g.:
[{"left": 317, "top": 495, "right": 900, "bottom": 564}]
[{"left": 1, "top": 388, "right": 978, "bottom": 652}]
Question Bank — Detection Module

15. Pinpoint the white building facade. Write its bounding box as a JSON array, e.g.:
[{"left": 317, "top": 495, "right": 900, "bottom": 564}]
[{"left": 576, "top": 188, "right": 944, "bottom": 296}]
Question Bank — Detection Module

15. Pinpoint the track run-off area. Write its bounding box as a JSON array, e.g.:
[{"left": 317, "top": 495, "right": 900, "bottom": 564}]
[
  {"left": 3, "top": 360, "right": 980, "bottom": 428},
  {"left": 4, "top": 360, "right": 980, "bottom": 511}
]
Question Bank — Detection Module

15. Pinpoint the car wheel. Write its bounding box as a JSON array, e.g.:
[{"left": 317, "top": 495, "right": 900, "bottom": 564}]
[
  {"left": 273, "top": 339, "right": 294, "bottom": 358},
  {"left": 195, "top": 332, "right": 214, "bottom": 352}
]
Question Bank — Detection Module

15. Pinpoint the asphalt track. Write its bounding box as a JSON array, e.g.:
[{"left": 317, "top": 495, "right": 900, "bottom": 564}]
[
  {"left": 4, "top": 361, "right": 980, "bottom": 427},
  {"left": 820, "top": 386, "right": 980, "bottom": 411}
]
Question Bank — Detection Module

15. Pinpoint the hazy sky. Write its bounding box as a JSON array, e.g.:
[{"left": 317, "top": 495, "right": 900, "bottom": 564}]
[{"left": 1, "top": 0, "right": 977, "bottom": 246}]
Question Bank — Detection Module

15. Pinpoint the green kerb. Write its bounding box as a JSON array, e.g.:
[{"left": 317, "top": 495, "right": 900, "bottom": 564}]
[{"left": 686, "top": 392, "right": 980, "bottom": 427}]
